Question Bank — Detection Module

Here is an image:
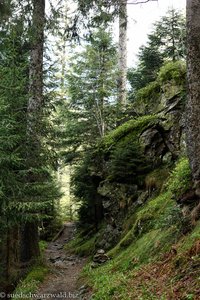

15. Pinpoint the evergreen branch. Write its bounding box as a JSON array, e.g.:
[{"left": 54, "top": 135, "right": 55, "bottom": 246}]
[
  {"left": 0, "top": 84, "right": 20, "bottom": 90},
  {"left": 127, "top": 0, "right": 157, "bottom": 4}
]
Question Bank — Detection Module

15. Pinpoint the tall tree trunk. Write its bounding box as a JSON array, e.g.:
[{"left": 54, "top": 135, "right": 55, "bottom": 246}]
[
  {"left": 186, "top": 0, "right": 200, "bottom": 183},
  {"left": 0, "top": 0, "right": 11, "bottom": 20},
  {"left": 118, "top": 0, "right": 127, "bottom": 106},
  {"left": 60, "top": 3, "right": 68, "bottom": 89},
  {"left": 27, "top": 0, "right": 45, "bottom": 133},
  {"left": 20, "top": 0, "right": 45, "bottom": 263},
  {"left": 20, "top": 222, "right": 40, "bottom": 263}
]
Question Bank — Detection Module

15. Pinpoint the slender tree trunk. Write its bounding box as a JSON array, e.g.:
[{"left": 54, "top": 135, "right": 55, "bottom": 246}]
[
  {"left": 171, "top": 9, "right": 176, "bottom": 61},
  {"left": 21, "top": 0, "right": 45, "bottom": 263},
  {"left": 60, "top": 3, "right": 69, "bottom": 89},
  {"left": 118, "top": 0, "right": 127, "bottom": 106},
  {"left": 100, "top": 51, "right": 105, "bottom": 137},
  {"left": 186, "top": 0, "right": 200, "bottom": 182}
]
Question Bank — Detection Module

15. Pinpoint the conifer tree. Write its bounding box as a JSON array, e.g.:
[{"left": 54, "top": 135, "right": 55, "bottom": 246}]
[
  {"left": 20, "top": 0, "right": 46, "bottom": 262},
  {"left": 0, "top": 0, "right": 61, "bottom": 283},
  {"left": 128, "top": 9, "right": 186, "bottom": 94},
  {"left": 59, "top": 28, "right": 118, "bottom": 161},
  {"left": 76, "top": 0, "right": 157, "bottom": 109}
]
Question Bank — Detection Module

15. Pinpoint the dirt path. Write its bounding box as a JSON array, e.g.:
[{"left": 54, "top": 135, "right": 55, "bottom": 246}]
[{"left": 36, "top": 222, "right": 88, "bottom": 300}]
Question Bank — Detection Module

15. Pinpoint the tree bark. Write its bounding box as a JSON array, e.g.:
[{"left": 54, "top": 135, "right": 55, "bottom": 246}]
[
  {"left": 118, "top": 0, "right": 127, "bottom": 106},
  {"left": 27, "top": 0, "right": 45, "bottom": 133},
  {"left": 186, "top": 0, "right": 200, "bottom": 181},
  {"left": 20, "top": 0, "right": 45, "bottom": 263},
  {"left": 20, "top": 221, "right": 40, "bottom": 263}
]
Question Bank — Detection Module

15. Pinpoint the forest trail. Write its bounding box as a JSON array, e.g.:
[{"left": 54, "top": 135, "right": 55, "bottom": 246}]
[{"left": 36, "top": 222, "right": 88, "bottom": 300}]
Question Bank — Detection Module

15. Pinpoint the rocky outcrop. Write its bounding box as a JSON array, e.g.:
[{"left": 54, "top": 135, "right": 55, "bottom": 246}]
[
  {"left": 74, "top": 64, "right": 186, "bottom": 251},
  {"left": 96, "top": 182, "right": 140, "bottom": 249},
  {"left": 140, "top": 93, "right": 184, "bottom": 164},
  {"left": 91, "top": 249, "right": 109, "bottom": 268},
  {"left": 94, "top": 92, "right": 184, "bottom": 250},
  {"left": 140, "top": 124, "right": 168, "bottom": 163}
]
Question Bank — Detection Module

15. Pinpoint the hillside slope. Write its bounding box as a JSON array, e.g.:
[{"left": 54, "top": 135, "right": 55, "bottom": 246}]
[
  {"left": 68, "top": 158, "right": 200, "bottom": 299},
  {"left": 66, "top": 62, "right": 200, "bottom": 300}
]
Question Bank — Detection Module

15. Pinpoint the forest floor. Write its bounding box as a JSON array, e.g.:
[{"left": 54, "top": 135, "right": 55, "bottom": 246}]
[{"left": 36, "top": 222, "right": 88, "bottom": 300}]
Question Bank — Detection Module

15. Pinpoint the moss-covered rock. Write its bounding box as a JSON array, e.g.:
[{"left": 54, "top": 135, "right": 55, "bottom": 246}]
[
  {"left": 72, "top": 60, "right": 187, "bottom": 256},
  {"left": 133, "top": 60, "right": 186, "bottom": 115},
  {"left": 99, "top": 115, "right": 159, "bottom": 153},
  {"left": 80, "top": 158, "right": 199, "bottom": 300}
]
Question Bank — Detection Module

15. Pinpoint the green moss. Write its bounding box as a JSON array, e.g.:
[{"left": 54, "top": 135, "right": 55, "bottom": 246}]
[
  {"left": 99, "top": 115, "right": 159, "bottom": 152},
  {"left": 166, "top": 157, "right": 191, "bottom": 197},
  {"left": 108, "top": 187, "right": 183, "bottom": 260},
  {"left": 13, "top": 265, "right": 48, "bottom": 300},
  {"left": 137, "top": 192, "right": 171, "bottom": 221},
  {"left": 118, "top": 228, "right": 136, "bottom": 249},
  {"left": 24, "top": 266, "right": 48, "bottom": 282},
  {"left": 65, "top": 232, "right": 97, "bottom": 257},
  {"left": 133, "top": 61, "right": 186, "bottom": 114},
  {"left": 136, "top": 81, "right": 160, "bottom": 104},
  {"left": 73, "top": 235, "right": 96, "bottom": 256},
  {"left": 158, "top": 61, "right": 186, "bottom": 85},
  {"left": 39, "top": 240, "right": 48, "bottom": 253}
]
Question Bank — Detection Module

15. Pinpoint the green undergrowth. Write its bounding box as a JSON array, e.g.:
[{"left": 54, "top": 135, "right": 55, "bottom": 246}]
[
  {"left": 165, "top": 156, "right": 192, "bottom": 197},
  {"left": 79, "top": 157, "right": 198, "bottom": 299},
  {"left": 109, "top": 191, "right": 181, "bottom": 258},
  {"left": 12, "top": 265, "right": 48, "bottom": 300},
  {"left": 12, "top": 241, "right": 49, "bottom": 299},
  {"left": 82, "top": 220, "right": 200, "bottom": 300},
  {"left": 39, "top": 240, "right": 48, "bottom": 258},
  {"left": 64, "top": 231, "right": 98, "bottom": 257},
  {"left": 178, "top": 220, "right": 200, "bottom": 253}
]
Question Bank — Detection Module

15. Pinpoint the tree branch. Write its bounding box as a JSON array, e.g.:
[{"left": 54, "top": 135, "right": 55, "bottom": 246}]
[
  {"left": 127, "top": 0, "right": 157, "bottom": 4},
  {"left": 0, "top": 84, "right": 20, "bottom": 90}
]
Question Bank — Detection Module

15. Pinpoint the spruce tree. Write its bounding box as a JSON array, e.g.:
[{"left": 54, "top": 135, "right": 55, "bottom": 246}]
[
  {"left": 0, "top": 0, "right": 61, "bottom": 286},
  {"left": 57, "top": 27, "right": 118, "bottom": 162},
  {"left": 128, "top": 8, "right": 186, "bottom": 95}
]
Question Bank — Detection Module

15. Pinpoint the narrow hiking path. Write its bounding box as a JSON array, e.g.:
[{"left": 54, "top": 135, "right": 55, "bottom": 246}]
[{"left": 36, "top": 222, "right": 88, "bottom": 300}]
